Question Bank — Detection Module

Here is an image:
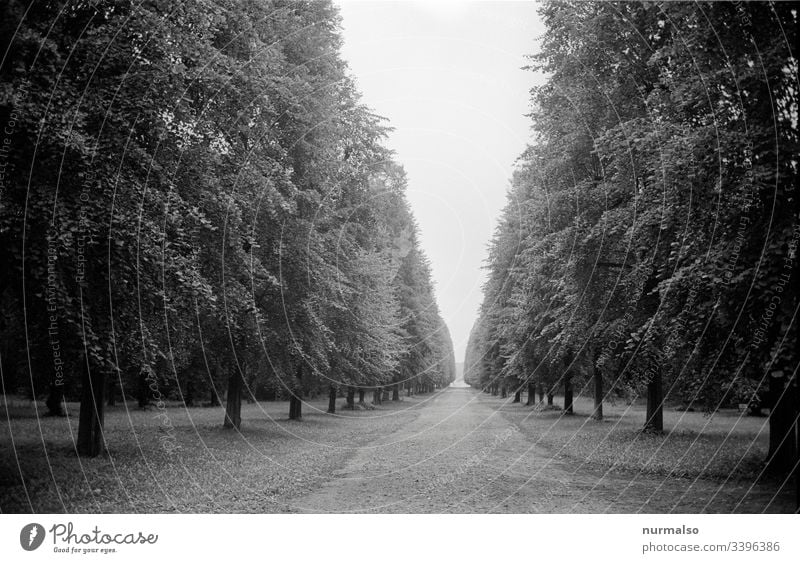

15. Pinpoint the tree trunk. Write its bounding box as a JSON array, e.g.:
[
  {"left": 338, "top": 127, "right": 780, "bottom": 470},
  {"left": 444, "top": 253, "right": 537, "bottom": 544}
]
[
  {"left": 794, "top": 372, "right": 800, "bottom": 509},
  {"left": 501, "top": 386, "right": 507, "bottom": 398},
  {"left": 107, "top": 378, "right": 116, "bottom": 407},
  {"left": 289, "top": 394, "right": 302, "bottom": 419},
  {"left": 538, "top": 384, "right": 544, "bottom": 403},
  {"left": 76, "top": 363, "right": 105, "bottom": 457},
  {"left": 564, "top": 375, "right": 574, "bottom": 415},
  {"left": 137, "top": 368, "right": 149, "bottom": 409},
  {"left": 289, "top": 364, "right": 303, "bottom": 419},
  {"left": 392, "top": 384, "right": 400, "bottom": 401},
  {"left": 184, "top": 379, "right": 194, "bottom": 407},
  {"left": 209, "top": 391, "right": 221, "bottom": 407},
  {"left": 765, "top": 370, "right": 797, "bottom": 474},
  {"left": 46, "top": 381, "right": 65, "bottom": 416},
  {"left": 547, "top": 393, "right": 554, "bottom": 406},
  {"left": 358, "top": 388, "right": 365, "bottom": 404},
  {"left": 644, "top": 366, "right": 664, "bottom": 433},
  {"left": 346, "top": 386, "right": 355, "bottom": 409},
  {"left": 513, "top": 389, "right": 521, "bottom": 403},
  {"left": 526, "top": 381, "right": 536, "bottom": 406},
  {"left": 593, "top": 365, "right": 603, "bottom": 421},
  {"left": 327, "top": 385, "right": 337, "bottom": 413},
  {"left": 223, "top": 370, "right": 243, "bottom": 429}
]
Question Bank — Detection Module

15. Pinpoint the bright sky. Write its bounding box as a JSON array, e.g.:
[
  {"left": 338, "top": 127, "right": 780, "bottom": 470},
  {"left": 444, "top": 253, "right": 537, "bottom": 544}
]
[{"left": 335, "top": 0, "right": 546, "bottom": 361}]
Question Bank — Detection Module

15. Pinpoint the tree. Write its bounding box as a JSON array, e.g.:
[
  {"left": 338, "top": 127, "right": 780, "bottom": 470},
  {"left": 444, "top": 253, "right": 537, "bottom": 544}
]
[
  {"left": 0, "top": 0, "right": 454, "bottom": 446},
  {"left": 468, "top": 2, "right": 797, "bottom": 467}
]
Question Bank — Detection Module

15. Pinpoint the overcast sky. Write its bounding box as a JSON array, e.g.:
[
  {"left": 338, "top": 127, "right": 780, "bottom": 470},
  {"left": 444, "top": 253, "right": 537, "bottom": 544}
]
[{"left": 335, "top": 0, "right": 546, "bottom": 361}]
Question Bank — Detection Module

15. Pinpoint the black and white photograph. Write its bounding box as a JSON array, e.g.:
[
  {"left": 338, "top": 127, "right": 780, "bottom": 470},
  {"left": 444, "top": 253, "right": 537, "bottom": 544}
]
[{"left": 0, "top": 0, "right": 798, "bottom": 557}]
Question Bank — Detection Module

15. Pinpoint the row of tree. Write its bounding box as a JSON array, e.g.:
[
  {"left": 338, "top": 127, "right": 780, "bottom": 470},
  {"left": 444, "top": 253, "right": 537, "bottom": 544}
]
[
  {"left": 0, "top": 0, "right": 454, "bottom": 457},
  {"left": 466, "top": 1, "right": 797, "bottom": 474}
]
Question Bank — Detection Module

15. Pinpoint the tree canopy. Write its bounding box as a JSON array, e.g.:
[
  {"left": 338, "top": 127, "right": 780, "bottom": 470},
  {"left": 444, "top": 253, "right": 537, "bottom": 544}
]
[
  {"left": 466, "top": 1, "right": 797, "bottom": 472},
  {"left": 0, "top": 0, "right": 454, "bottom": 454}
]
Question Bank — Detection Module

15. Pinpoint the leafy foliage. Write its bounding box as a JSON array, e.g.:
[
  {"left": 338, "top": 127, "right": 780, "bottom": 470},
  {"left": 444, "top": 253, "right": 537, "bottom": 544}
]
[
  {"left": 467, "top": 2, "right": 797, "bottom": 440},
  {"left": 0, "top": 0, "right": 454, "bottom": 442}
]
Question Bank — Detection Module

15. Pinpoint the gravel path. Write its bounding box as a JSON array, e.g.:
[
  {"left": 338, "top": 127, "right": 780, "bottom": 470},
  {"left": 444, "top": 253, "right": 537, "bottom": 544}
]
[{"left": 287, "top": 387, "right": 793, "bottom": 513}]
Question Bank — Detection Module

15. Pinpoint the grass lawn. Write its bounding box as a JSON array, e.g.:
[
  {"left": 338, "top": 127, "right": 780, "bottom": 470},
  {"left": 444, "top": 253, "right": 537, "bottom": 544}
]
[
  {"left": 479, "top": 390, "right": 777, "bottom": 483},
  {"left": 2, "top": 388, "right": 793, "bottom": 513},
  {"left": 1, "top": 395, "right": 425, "bottom": 513}
]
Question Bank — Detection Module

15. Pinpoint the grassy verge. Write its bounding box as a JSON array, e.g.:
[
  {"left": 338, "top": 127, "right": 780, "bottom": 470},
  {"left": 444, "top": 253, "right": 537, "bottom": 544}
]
[
  {"left": 1, "top": 395, "right": 424, "bottom": 513},
  {"left": 478, "top": 392, "right": 772, "bottom": 482}
]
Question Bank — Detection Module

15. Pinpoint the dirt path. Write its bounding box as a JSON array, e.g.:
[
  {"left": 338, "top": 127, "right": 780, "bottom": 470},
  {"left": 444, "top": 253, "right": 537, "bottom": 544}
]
[{"left": 288, "top": 387, "right": 790, "bottom": 513}]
